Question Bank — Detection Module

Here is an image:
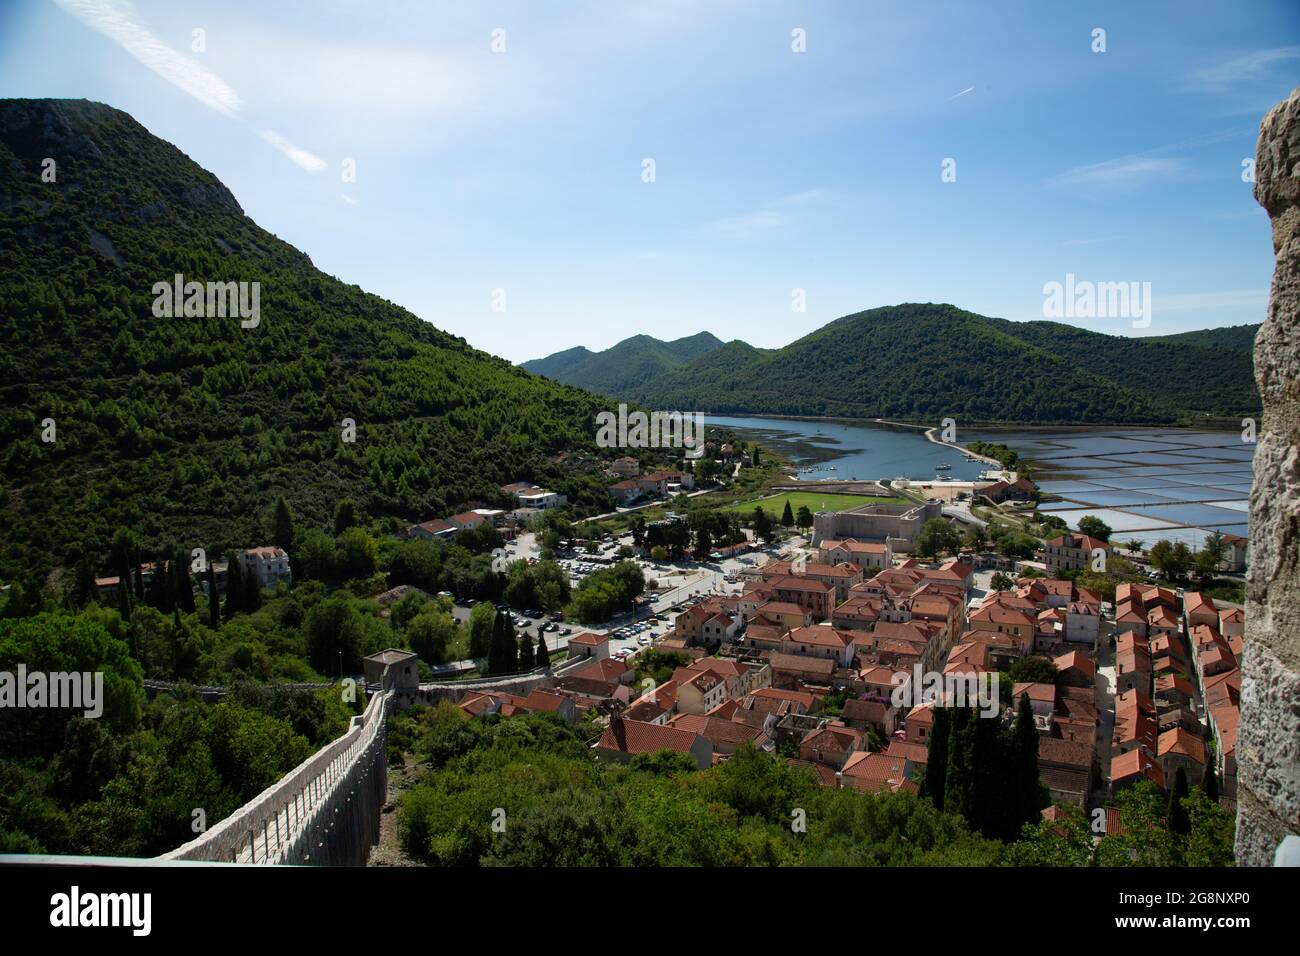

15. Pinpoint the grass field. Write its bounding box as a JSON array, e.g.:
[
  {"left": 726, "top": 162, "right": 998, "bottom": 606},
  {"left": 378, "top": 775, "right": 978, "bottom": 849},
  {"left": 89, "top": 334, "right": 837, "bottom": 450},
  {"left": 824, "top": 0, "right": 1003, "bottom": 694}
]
[{"left": 721, "top": 491, "right": 905, "bottom": 516}]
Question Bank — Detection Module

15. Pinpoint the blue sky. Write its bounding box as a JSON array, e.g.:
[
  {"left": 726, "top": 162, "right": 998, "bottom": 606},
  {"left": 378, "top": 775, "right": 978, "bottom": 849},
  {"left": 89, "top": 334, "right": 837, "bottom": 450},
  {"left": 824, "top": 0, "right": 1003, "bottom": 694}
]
[{"left": 1, "top": 0, "right": 1296, "bottom": 362}]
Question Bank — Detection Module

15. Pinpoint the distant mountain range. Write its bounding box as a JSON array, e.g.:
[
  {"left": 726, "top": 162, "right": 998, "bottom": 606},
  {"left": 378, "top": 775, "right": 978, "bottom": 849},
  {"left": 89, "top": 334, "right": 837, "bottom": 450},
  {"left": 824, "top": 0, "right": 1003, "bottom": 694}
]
[
  {"left": 521, "top": 305, "right": 1261, "bottom": 425},
  {"left": 520, "top": 331, "right": 724, "bottom": 396}
]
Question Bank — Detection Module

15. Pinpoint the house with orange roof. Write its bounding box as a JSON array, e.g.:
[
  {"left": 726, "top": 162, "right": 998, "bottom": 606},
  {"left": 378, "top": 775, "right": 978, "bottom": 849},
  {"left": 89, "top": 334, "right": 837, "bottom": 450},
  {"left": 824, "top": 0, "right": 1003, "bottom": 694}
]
[
  {"left": 1111, "top": 749, "right": 1165, "bottom": 795},
  {"left": 1053, "top": 650, "right": 1095, "bottom": 688},
  {"left": 905, "top": 703, "right": 934, "bottom": 743},
  {"left": 818, "top": 537, "right": 893, "bottom": 571},
  {"left": 1042, "top": 533, "right": 1111, "bottom": 573},
  {"left": 595, "top": 716, "right": 712, "bottom": 769},
  {"left": 781, "top": 625, "right": 863, "bottom": 667},
  {"left": 840, "top": 698, "right": 898, "bottom": 737},
  {"left": 1158, "top": 727, "right": 1206, "bottom": 787},
  {"left": 831, "top": 592, "right": 883, "bottom": 631},
  {"left": 799, "top": 725, "right": 865, "bottom": 770},
  {"left": 567, "top": 631, "right": 610, "bottom": 661},
  {"left": 841, "top": 751, "right": 916, "bottom": 794},
  {"left": 668, "top": 713, "right": 772, "bottom": 755}
]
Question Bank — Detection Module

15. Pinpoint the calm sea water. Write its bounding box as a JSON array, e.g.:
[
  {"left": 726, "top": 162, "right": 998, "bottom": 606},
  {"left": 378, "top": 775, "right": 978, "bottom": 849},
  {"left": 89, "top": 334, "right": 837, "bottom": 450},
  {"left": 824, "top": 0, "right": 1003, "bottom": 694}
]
[
  {"left": 707, "top": 414, "right": 986, "bottom": 480},
  {"left": 709, "top": 415, "right": 1251, "bottom": 548}
]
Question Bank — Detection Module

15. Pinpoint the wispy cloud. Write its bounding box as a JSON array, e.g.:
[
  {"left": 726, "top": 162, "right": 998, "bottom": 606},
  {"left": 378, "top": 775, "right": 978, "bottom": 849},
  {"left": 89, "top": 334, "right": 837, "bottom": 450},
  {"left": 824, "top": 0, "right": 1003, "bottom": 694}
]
[
  {"left": 53, "top": 0, "right": 323, "bottom": 174},
  {"left": 699, "top": 190, "right": 827, "bottom": 240},
  {"left": 53, "top": 0, "right": 242, "bottom": 116},
  {"left": 1188, "top": 46, "right": 1300, "bottom": 93},
  {"left": 1154, "top": 289, "right": 1268, "bottom": 313},
  {"left": 1048, "top": 156, "right": 1184, "bottom": 190},
  {"left": 1061, "top": 236, "right": 1126, "bottom": 246},
  {"left": 256, "top": 129, "right": 327, "bottom": 174}
]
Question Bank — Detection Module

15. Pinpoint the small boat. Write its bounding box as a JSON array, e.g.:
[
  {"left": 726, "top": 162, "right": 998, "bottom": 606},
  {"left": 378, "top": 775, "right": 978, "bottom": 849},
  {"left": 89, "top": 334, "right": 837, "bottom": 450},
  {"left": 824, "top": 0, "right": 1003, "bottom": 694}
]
[{"left": 935, "top": 464, "right": 952, "bottom": 471}]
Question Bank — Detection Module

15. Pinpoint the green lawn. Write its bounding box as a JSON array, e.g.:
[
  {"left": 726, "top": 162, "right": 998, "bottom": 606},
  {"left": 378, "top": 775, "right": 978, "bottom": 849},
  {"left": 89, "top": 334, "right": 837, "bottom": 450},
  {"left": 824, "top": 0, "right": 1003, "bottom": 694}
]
[{"left": 721, "top": 491, "right": 905, "bottom": 516}]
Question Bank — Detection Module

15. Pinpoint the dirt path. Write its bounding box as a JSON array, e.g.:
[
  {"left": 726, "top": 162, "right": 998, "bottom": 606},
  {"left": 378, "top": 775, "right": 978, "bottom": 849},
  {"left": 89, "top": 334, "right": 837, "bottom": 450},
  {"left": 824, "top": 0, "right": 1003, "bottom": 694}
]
[{"left": 367, "top": 754, "right": 421, "bottom": 866}]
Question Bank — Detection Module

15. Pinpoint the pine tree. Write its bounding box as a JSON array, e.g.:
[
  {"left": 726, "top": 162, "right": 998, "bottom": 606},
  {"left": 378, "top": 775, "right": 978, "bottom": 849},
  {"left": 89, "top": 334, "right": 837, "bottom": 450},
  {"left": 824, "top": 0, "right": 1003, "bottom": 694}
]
[
  {"left": 518, "top": 631, "right": 535, "bottom": 670},
  {"left": 536, "top": 631, "right": 551, "bottom": 669},
  {"left": 272, "top": 495, "right": 296, "bottom": 556},
  {"left": 1168, "top": 767, "right": 1191, "bottom": 835},
  {"left": 925, "top": 707, "right": 950, "bottom": 810},
  {"left": 781, "top": 501, "right": 794, "bottom": 527}
]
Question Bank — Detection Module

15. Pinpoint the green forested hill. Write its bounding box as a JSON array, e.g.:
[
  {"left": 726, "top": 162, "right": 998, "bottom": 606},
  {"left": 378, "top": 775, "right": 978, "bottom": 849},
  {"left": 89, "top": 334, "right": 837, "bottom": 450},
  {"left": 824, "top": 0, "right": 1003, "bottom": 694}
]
[
  {"left": 609, "top": 305, "right": 1260, "bottom": 425},
  {"left": 521, "top": 331, "right": 723, "bottom": 395},
  {"left": 1147, "top": 324, "right": 1261, "bottom": 352},
  {"left": 0, "top": 99, "right": 613, "bottom": 578}
]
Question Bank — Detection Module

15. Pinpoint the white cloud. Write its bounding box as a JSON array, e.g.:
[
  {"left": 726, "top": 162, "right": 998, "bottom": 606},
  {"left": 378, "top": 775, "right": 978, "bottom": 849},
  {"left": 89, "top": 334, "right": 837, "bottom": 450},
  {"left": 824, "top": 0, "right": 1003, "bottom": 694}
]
[
  {"left": 256, "top": 129, "right": 327, "bottom": 174},
  {"left": 53, "top": 0, "right": 242, "bottom": 116}
]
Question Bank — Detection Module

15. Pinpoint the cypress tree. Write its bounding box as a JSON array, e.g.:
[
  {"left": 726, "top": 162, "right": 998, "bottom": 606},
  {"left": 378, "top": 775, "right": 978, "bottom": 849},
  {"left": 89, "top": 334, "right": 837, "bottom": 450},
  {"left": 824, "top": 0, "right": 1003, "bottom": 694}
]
[
  {"left": 146, "top": 553, "right": 170, "bottom": 610},
  {"left": 1202, "top": 758, "right": 1219, "bottom": 802},
  {"left": 944, "top": 707, "right": 971, "bottom": 818},
  {"left": 70, "top": 553, "right": 98, "bottom": 608},
  {"left": 207, "top": 563, "right": 220, "bottom": 630},
  {"left": 133, "top": 563, "right": 145, "bottom": 600},
  {"left": 171, "top": 548, "right": 195, "bottom": 613},
  {"left": 536, "top": 631, "right": 551, "bottom": 669},
  {"left": 518, "top": 631, "right": 535, "bottom": 670},
  {"left": 272, "top": 496, "right": 296, "bottom": 556},
  {"left": 224, "top": 559, "right": 244, "bottom": 620},
  {"left": 116, "top": 578, "right": 133, "bottom": 622},
  {"left": 1168, "top": 767, "right": 1191, "bottom": 835},
  {"left": 925, "top": 706, "right": 950, "bottom": 810},
  {"left": 1014, "top": 692, "right": 1043, "bottom": 829},
  {"left": 243, "top": 567, "right": 263, "bottom": 613},
  {"left": 489, "top": 611, "right": 518, "bottom": 675},
  {"left": 781, "top": 501, "right": 794, "bottom": 527}
]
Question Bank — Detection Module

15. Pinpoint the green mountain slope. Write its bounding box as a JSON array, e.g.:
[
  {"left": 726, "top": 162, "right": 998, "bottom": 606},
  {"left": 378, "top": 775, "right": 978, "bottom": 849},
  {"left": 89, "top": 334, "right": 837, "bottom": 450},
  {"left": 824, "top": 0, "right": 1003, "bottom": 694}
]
[
  {"left": 0, "top": 99, "right": 613, "bottom": 578},
  {"left": 521, "top": 331, "right": 723, "bottom": 395},
  {"left": 1147, "top": 324, "right": 1261, "bottom": 353},
  {"left": 631, "top": 304, "right": 1260, "bottom": 424}
]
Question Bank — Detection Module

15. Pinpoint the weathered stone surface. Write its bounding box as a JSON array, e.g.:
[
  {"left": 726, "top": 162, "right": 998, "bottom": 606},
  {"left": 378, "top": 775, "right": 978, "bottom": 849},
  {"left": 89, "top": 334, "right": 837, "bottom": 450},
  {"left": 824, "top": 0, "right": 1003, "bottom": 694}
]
[{"left": 1240, "top": 86, "right": 1300, "bottom": 866}]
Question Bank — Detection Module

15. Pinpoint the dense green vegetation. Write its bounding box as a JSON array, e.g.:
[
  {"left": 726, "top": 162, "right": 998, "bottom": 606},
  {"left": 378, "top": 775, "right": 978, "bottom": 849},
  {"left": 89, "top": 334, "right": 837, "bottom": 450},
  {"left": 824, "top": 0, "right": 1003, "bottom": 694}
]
[
  {"left": 0, "top": 99, "right": 618, "bottom": 582},
  {"left": 521, "top": 331, "right": 724, "bottom": 396},
  {"left": 531, "top": 304, "right": 1259, "bottom": 425},
  {"left": 395, "top": 705, "right": 1002, "bottom": 866},
  {"left": 0, "top": 611, "right": 361, "bottom": 856}
]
